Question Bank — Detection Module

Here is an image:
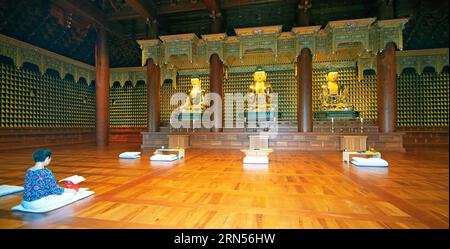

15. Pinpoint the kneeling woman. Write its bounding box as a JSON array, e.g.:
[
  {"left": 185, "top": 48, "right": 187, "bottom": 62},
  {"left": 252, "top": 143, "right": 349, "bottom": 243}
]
[{"left": 21, "top": 148, "right": 76, "bottom": 210}]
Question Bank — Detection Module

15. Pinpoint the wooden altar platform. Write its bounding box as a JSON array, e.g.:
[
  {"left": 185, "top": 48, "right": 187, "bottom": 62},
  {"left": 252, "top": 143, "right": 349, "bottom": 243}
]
[{"left": 141, "top": 131, "right": 405, "bottom": 152}]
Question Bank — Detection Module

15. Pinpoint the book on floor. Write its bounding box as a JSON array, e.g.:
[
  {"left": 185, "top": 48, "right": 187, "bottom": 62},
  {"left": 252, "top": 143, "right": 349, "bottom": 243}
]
[{"left": 59, "top": 175, "right": 85, "bottom": 184}]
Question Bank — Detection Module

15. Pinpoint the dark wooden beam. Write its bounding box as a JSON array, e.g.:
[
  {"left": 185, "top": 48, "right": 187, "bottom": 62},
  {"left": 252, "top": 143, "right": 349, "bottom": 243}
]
[
  {"left": 203, "top": 0, "right": 222, "bottom": 33},
  {"left": 125, "top": 0, "right": 157, "bottom": 21},
  {"left": 108, "top": 10, "right": 142, "bottom": 21},
  {"left": 158, "top": 1, "right": 208, "bottom": 15},
  {"left": 107, "top": 0, "right": 291, "bottom": 20},
  {"left": 297, "top": 0, "right": 312, "bottom": 26},
  {"left": 51, "top": 0, "right": 124, "bottom": 36},
  {"left": 203, "top": 0, "right": 219, "bottom": 14},
  {"left": 222, "top": 0, "right": 288, "bottom": 9},
  {"left": 157, "top": 0, "right": 290, "bottom": 15}
]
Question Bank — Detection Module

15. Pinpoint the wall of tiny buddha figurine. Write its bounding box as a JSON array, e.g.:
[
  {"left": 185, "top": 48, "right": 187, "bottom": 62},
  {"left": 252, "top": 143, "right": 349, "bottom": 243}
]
[
  {"left": 160, "top": 74, "right": 210, "bottom": 126},
  {"left": 223, "top": 70, "right": 298, "bottom": 122},
  {"left": 312, "top": 67, "right": 378, "bottom": 120},
  {"left": 158, "top": 70, "right": 298, "bottom": 125},
  {"left": 222, "top": 67, "right": 378, "bottom": 123},
  {"left": 158, "top": 67, "right": 378, "bottom": 125},
  {"left": 1, "top": 61, "right": 448, "bottom": 130},
  {"left": 397, "top": 71, "right": 449, "bottom": 127},
  {"left": 0, "top": 63, "right": 96, "bottom": 128},
  {"left": 109, "top": 81, "right": 147, "bottom": 128},
  {"left": 104, "top": 66, "right": 450, "bottom": 128}
]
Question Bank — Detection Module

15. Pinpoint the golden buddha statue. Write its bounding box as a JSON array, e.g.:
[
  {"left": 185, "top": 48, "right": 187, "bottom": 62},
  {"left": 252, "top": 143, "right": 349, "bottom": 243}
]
[
  {"left": 247, "top": 67, "right": 274, "bottom": 112},
  {"left": 320, "top": 70, "right": 352, "bottom": 111},
  {"left": 180, "top": 76, "right": 205, "bottom": 113}
]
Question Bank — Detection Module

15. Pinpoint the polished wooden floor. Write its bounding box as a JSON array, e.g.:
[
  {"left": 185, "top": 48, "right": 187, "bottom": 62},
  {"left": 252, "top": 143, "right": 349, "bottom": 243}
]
[{"left": 0, "top": 143, "right": 448, "bottom": 229}]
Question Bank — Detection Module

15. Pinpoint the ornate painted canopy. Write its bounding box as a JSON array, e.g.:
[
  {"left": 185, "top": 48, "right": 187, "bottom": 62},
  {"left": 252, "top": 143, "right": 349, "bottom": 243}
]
[
  {"left": 138, "top": 18, "right": 410, "bottom": 82},
  {"left": 1, "top": 17, "right": 447, "bottom": 88},
  {"left": 0, "top": 34, "right": 95, "bottom": 84}
]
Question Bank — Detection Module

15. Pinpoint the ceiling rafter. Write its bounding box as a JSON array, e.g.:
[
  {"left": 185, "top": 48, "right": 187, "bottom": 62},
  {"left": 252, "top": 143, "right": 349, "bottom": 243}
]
[
  {"left": 125, "top": 0, "right": 157, "bottom": 21},
  {"left": 221, "top": 0, "right": 289, "bottom": 9},
  {"left": 203, "top": 0, "right": 220, "bottom": 15},
  {"left": 50, "top": 0, "right": 124, "bottom": 36},
  {"left": 108, "top": 10, "right": 141, "bottom": 21},
  {"left": 108, "top": 0, "right": 290, "bottom": 18}
]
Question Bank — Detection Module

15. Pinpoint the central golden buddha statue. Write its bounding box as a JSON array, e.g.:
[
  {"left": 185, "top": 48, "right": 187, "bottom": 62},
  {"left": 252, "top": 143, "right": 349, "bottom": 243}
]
[
  {"left": 320, "top": 70, "right": 353, "bottom": 111},
  {"left": 180, "top": 76, "right": 206, "bottom": 113},
  {"left": 247, "top": 67, "right": 274, "bottom": 112}
]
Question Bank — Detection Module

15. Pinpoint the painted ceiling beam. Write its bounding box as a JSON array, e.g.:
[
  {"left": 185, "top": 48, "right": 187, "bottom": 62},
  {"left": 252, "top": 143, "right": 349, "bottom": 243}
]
[
  {"left": 125, "top": 0, "right": 157, "bottom": 21},
  {"left": 158, "top": 0, "right": 290, "bottom": 15},
  {"left": 108, "top": 0, "right": 291, "bottom": 19},
  {"left": 222, "top": 0, "right": 289, "bottom": 9},
  {"left": 203, "top": 0, "right": 220, "bottom": 14},
  {"left": 107, "top": 0, "right": 292, "bottom": 20},
  {"left": 51, "top": 0, "right": 124, "bottom": 36},
  {"left": 157, "top": 0, "right": 208, "bottom": 15},
  {"left": 108, "top": 10, "right": 141, "bottom": 21}
]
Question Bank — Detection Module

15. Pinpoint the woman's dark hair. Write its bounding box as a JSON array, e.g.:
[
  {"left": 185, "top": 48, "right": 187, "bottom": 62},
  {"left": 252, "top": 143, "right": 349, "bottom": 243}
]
[{"left": 32, "top": 148, "right": 52, "bottom": 162}]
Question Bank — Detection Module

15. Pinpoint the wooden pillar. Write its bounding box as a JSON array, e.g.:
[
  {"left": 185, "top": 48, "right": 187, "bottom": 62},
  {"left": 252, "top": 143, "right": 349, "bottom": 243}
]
[
  {"left": 148, "top": 19, "right": 159, "bottom": 39},
  {"left": 147, "top": 58, "right": 160, "bottom": 132},
  {"left": 377, "top": 0, "right": 395, "bottom": 20},
  {"left": 297, "top": 48, "right": 313, "bottom": 132},
  {"left": 204, "top": 0, "right": 222, "bottom": 34},
  {"left": 377, "top": 42, "right": 397, "bottom": 133},
  {"left": 209, "top": 53, "right": 223, "bottom": 132},
  {"left": 297, "top": 0, "right": 312, "bottom": 27},
  {"left": 211, "top": 17, "right": 222, "bottom": 34},
  {"left": 95, "top": 27, "right": 109, "bottom": 146}
]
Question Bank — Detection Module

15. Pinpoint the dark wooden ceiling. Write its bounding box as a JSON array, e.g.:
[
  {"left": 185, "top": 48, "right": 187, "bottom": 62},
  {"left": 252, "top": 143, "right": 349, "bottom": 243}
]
[{"left": 0, "top": 0, "right": 448, "bottom": 68}]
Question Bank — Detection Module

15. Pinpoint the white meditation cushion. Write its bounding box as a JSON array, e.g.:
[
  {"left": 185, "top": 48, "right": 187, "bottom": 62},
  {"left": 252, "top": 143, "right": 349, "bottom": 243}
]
[
  {"left": 150, "top": 154, "right": 178, "bottom": 161},
  {"left": 352, "top": 157, "right": 373, "bottom": 162},
  {"left": 351, "top": 157, "right": 389, "bottom": 167},
  {"left": 0, "top": 185, "right": 24, "bottom": 197},
  {"left": 11, "top": 190, "right": 94, "bottom": 213},
  {"left": 243, "top": 156, "right": 269, "bottom": 164},
  {"left": 119, "top": 152, "right": 141, "bottom": 159}
]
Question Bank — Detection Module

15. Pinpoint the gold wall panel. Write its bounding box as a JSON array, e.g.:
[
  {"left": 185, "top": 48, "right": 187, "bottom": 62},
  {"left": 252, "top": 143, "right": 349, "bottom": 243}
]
[
  {"left": 109, "top": 82, "right": 147, "bottom": 128},
  {"left": 0, "top": 63, "right": 95, "bottom": 128},
  {"left": 160, "top": 74, "right": 210, "bottom": 125},
  {"left": 397, "top": 72, "right": 449, "bottom": 127},
  {"left": 313, "top": 67, "right": 377, "bottom": 120}
]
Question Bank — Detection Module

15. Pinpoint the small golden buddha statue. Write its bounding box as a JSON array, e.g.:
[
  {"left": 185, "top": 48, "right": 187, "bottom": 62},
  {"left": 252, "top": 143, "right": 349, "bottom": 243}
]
[
  {"left": 320, "top": 70, "right": 352, "bottom": 111},
  {"left": 247, "top": 67, "right": 274, "bottom": 112},
  {"left": 180, "top": 76, "right": 205, "bottom": 113}
]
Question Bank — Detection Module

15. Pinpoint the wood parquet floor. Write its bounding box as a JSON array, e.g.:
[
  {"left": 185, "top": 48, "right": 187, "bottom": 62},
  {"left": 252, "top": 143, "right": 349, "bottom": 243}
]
[{"left": 0, "top": 143, "right": 448, "bottom": 229}]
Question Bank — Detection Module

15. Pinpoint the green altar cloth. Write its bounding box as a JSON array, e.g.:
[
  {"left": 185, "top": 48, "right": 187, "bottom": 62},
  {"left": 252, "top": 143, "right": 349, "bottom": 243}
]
[{"left": 314, "top": 110, "right": 359, "bottom": 120}]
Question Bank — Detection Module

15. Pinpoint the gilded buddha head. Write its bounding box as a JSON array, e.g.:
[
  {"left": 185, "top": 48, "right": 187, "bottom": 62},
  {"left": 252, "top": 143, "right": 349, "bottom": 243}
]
[
  {"left": 190, "top": 75, "right": 201, "bottom": 87},
  {"left": 326, "top": 71, "right": 339, "bottom": 82},
  {"left": 253, "top": 67, "right": 267, "bottom": 82}
]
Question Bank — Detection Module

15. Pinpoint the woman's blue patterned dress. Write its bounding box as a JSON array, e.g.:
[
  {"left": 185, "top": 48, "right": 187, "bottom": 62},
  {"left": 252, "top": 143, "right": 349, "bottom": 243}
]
[{"left": 23, "top": 168, "right": 64, "bottom": 202}]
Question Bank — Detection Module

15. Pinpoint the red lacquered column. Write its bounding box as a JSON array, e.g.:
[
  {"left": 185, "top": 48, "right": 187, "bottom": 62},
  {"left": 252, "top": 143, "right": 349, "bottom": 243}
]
[
  {"left": 377, "top": 42, "right": 397, "bottom": 133},
  {"left": 147, "top": 58, "right": 161, "bottom": 132},
  {"left": 209, "top": 53, "right": 223, "bottom": 132},
  {"left": 95, "top": 27, "right": 109, "bottom": 146},
  {"left": 297, "top": 48, "right": 313, "bottom": 132}
]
